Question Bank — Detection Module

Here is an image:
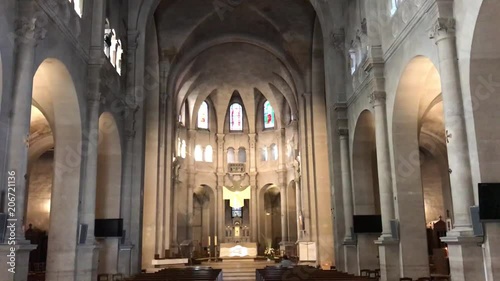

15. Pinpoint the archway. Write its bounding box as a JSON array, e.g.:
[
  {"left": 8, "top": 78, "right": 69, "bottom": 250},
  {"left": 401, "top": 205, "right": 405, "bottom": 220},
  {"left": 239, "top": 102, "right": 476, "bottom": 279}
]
[
  {"left": 351, "top": 110, "right": 380, "bottom": 273},
  {"left": 470, "top": 1, "right": 500, "bottom": 278},
  {"left": 392, "top": 56, "right": 451, "bottom": 277},
  {"left": 29, "top": 58, "right": 82, "bottom": 279},
  {"left": 258, "top": 185, "right": 281, "bottom": 254},
  {"left": 26, "top": 105, "right": 54, "bottom": 273},
  {"left": 192, "top": 185, "right": 215, "bottom": 257},
  {"left": 95, "top": 112, "right": 122, "bottom": 275}
]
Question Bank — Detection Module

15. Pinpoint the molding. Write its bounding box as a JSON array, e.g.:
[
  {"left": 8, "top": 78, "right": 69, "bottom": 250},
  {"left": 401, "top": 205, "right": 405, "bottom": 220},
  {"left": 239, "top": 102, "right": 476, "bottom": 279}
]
[
  {"left": 37, "top": 0, "right": 89, "bottom": 62},
  {"left": 383, "top": 0, "right": 435, "bottom": 62}
]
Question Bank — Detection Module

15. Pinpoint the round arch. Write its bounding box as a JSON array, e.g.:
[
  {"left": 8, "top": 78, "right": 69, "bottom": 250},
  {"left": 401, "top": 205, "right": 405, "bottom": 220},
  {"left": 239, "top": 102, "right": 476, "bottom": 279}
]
[
  {"left": 392, "top": 56, "right": 446, "bottom": 277},
  {"left": 352, "top": 110, "right": 380, "bottom": 215},
  {"left": 31, "top": 58, "right": 82, "bottom": 278}
]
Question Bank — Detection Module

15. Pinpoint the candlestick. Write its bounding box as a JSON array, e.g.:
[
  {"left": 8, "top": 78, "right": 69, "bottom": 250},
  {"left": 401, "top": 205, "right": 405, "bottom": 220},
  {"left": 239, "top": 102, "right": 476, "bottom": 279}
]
[
  {"left": 214, "top": 235, "right": 217, "bottom": 246},
  {"left": 209, "top": 236, "right": 211, "bottom": 246}
]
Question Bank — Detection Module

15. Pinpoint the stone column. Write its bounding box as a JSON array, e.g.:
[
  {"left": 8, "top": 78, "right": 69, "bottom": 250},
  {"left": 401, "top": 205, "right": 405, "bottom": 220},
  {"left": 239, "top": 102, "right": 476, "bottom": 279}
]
[
  {"left": 216, "top": 134, "right": 225, "bottom": 244},
  {"left": 370, "top": 92, "right": 399, "bottom": 281},
  {"left": 280, "top": 185, "right": 288, "bottom": 243},
  {"left": 118, "top": 112, "right": 136, "bottom": 276},
  {"left": 6, "top": 0, "right": 45, "bottom": 241},
  {"left": 248, "top": 134, "right": 258, "bottom": 242},
  {"left": 431, "top": 18, "right": 485, "bottom": 281},
  {"left": 0, "top": 2, "right": 42, "bottom": 280},
  {"left": 339, "top": 128, "right": 357, "bottom": 274},
  {"left": 186, "top": 130, "right": 196, "bottom": 240},
  {"left": 74, "top": 61, "right": 103, "bottom": 281},
  {"left": 155, "top": 93, "right": 167, "bottom": 257}
]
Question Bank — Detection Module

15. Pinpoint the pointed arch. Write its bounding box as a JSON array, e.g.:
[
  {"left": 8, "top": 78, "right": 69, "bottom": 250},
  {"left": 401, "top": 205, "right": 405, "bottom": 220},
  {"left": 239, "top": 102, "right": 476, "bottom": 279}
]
[
  {"left": 229, "top": 103, "right": 243, "bottom": 131},
  {"left": 197, "top": 101, "right": 209, "bottom": 129},
  {"left": 263, "top": 100, "right": 275, "bottom": 129}
]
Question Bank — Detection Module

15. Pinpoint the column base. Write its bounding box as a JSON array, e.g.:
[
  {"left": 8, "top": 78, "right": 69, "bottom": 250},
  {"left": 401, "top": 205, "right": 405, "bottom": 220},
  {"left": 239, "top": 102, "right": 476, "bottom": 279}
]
[
  {"left": 375, "top": 237, "right": 400, "bottom": 281},
  {"left": 118, "top": 243, "right": 134, "bottom": 277},
  {"left": 441, "top": 232, "right": 485, "bottom": 281},
  {"left": 342, "top": 239, "right": 358, "bottom": 275},
  {"left": 75, "top": 243, "right": 100, "bottom": 281},
  {"left": 0, "top": 241, "right": 37, "bottom": 281}
]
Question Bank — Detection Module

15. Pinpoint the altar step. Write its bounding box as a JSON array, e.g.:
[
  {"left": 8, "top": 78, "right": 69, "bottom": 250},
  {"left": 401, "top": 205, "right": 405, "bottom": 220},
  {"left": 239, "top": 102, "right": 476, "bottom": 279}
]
[{"left": 203, "top": 260, "right": 275, "bottom": 281}]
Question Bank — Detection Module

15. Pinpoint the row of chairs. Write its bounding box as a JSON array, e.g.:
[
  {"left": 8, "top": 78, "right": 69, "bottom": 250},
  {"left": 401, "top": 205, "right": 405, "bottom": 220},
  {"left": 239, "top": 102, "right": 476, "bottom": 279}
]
[
  {"left": 399, "top": 276, "right": 451, "bottom": 281},
  {"left": 124, "top": 267, "right": 222, "bottom": 281},
  {"left": 98, "top": 273, "right": 124, "bottom": 281},
  {"left": 256, "top": 266, "right": 379, "bottom": 281}
]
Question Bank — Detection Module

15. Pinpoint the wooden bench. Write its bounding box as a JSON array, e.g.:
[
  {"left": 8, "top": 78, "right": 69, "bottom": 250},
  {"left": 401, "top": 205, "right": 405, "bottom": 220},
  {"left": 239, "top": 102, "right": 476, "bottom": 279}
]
[
  {"left": 125, "top": 268, "right": 222, "bottom": 281},
  {"left": 256, "top": 267, "right": 378, "bottom": 281}
]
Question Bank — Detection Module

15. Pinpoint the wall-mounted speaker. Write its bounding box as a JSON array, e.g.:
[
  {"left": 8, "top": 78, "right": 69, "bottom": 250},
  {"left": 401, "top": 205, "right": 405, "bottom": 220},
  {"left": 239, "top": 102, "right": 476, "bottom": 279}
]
[
  {"left": 390, "top": 219, "right": 399, "bottom": 240},
  {"left": 0, "top": 214, "right": 7, "bottom": 243},
  {"left": 470, "top": 206, "right": 484, "bottom": 237},
  {"left": 78, "top": 224, "right": 88, "bottom": 244}
]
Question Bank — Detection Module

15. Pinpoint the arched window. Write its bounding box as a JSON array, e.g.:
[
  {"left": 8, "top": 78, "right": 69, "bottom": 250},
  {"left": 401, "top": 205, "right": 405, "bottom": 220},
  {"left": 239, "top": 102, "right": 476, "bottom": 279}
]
[
  {"left": 263, "top": 101, "right": 275, "bottom": 129},
  {"left": 230, "top": 103, "right": 243, "bottom": 131},
  {"left": 238, "top": 148, "right": 246, "bottom": 163},
  {"left": 104, "top": 19, "right": 112, "bottom": 58},
  {"left": 261, "top": 147, "right": 268, "bottom": 162},
  {"left": 110, "top": 30, "right": 118, "bottom": 67},
  {"left": 270, "top": 144, "right": 278, "bottom": 161},
  {"left": 204, "top": 145, "right": 213, "bottom": 162},
  {"left": 177, "top": 138, "right": 182, "bottom": 157},
  {"left": 69, "top": 0, "right": 84, "bottom": 16},
  {"left": 227, "top": 148, "right": 235, "bottom": 163},
  {"left": 391, "top": 0, "right": 404, "bottom": 15},
  {"left": 194, "top": 145, "right": 203, "bottom": 162},
  {"left": 198, "top": 101, "right": 209, "bottom": 129},
  {"left": 116, "top": 40, "right": 123, "bottom": 75},
  {"left": 180, "top": 140, "right": 187, "bottom": 159}
]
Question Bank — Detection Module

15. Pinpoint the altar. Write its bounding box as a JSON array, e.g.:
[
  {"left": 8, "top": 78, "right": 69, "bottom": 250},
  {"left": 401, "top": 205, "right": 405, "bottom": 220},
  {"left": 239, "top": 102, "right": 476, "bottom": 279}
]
[{"left": 219, "top": 242, "right": 258, "bottom": 260}]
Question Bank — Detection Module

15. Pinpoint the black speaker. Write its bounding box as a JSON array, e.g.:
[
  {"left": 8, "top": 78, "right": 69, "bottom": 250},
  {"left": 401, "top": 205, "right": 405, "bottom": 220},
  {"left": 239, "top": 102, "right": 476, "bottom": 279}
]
[
  {"left": 78, "top": 224, "right": 88, "bottom": 244},
  {"left": 470, "top": 206, "right": 484, "bottom": 236},
  {"left": 478, "top": 183, "right": 500, "bottom": 221},
  {"left": 0, "top": 213, "right": 7, "bottom": 243},
  {"left": 353, "top": 215, "right": 382, "bottom": 233}
]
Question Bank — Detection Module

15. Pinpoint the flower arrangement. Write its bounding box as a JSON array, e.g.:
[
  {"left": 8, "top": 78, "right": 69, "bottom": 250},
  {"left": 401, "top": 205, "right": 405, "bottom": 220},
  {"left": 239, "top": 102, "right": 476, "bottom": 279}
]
[{"left": 264, "top": 247, "right": 275, "bottom": 260}]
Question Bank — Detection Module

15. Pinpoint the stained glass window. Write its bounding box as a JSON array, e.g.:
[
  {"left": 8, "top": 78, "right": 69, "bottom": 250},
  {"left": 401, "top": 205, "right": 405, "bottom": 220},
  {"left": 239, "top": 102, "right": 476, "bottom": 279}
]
[
  {"left": 230, "top": 103, "right": 243, "bottom": 131},
  {"left": 264, "top": 101, "right": 275, "bottom": 129},
  {"left": 198, "top": 101, "right": 209, "bottom": 129}
]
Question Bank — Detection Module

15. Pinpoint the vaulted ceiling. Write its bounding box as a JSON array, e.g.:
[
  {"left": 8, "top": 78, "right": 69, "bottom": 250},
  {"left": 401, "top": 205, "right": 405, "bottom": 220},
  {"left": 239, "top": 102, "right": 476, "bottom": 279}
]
[{"left": 151, "top": 0, "right": 319, "bottom": 120}]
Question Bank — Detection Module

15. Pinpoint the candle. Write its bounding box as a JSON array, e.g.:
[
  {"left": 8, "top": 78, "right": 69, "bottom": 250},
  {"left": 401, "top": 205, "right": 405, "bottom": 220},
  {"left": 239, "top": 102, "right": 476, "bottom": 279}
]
[
  {"left": 214, "top": 235, "right": 218, "bottom": 246},
  {"left": 208, "top": 236, "right": 211, "bottom": 246}
]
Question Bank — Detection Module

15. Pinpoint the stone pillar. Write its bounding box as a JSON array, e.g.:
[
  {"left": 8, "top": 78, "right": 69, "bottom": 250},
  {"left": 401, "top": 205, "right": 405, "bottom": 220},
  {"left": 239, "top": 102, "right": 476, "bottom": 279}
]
[
  {"left": 118, "top": 114, "right": 136, "bottom": 276},
  {"left": 186, "top": 130, "right": 196, "bottom": 240},
  {"left": 339, "top": 128, "right": 357, "bottom": 274},
  {"left": 5, "top": 0, "right": 45, "bottom": 244},
  {"left": 370, "top": 92, "right": 399, "bottom": 281},
  {"left": 216, "top": 134, "right": 225, "bottom": 244},
  {"left": 155, "top": 93, "right": 167, "bottom": 257},
  {"left": 280, "top": 185, "right": 288, "bottom": 243},
  {"left": 248, "top": 134, "right": 258, "bottom": 242},
  {"left": 74, "top": 61, "right": 102, "bottom": 281},
  {"left": 430, "top": 18, "right": 485, "bottom": 281}
]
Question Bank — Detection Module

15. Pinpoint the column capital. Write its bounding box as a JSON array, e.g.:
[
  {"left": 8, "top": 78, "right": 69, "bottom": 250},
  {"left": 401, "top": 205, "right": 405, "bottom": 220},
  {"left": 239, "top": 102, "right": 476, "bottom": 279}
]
[
  {"left": 127, "top": 30, "right": 140, "bottom": 51},
  {"left": 333, "top": 102, "right": 347, "bottom": 112},
  {"left": 338, "top": 128, "right": 349, "bottom": 137},
  {"left": 15, "top": 13, "right": 47, "bottom": 46},
  {"left": 329, "top": 28, "right": 345, "bottom": 53},
  {"left": 216, "top": 133, "right": 225, "bottom": 142},
  {"left": 87, "top": 91, "right": 104, "bottom": 106},
  {"left": 429, "top": 18, "right": 456, "bottom": 43},
  {"left": 369, "top": 91, "right": 387, "bottom": 107}
]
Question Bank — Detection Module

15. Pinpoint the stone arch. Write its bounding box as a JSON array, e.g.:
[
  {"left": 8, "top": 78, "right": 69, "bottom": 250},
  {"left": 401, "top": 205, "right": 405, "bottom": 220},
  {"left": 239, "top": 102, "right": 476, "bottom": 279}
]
[
  {"left": 351, "top": 109, "right": 380, "bottom": 273},
  {"left": 258, "top": 184, "right": 281, "bottom": 252},
  {"left": 193, "top": 185, "right": 215, "bottom": 253},
  {"left": 31, "top": 58, "right": 82, "bottom": 279},
  {"left": 352, "top": 110, "right": 380, "bottom": 215},
  {"left": 95, "top": 112, "right": 123, "bottom": 275},
  {"left": 469, "top": 2, "right": 500, "bottom": 278},
  {"left": 392, "top": 56, "right": 449, "bottom": 278}
]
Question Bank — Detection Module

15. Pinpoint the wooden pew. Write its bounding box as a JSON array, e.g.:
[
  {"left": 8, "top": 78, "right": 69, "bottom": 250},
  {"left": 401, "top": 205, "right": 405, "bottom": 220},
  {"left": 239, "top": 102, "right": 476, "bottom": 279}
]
[{"left": 125, "top": 268, "right": 222, "bottom": 281}]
